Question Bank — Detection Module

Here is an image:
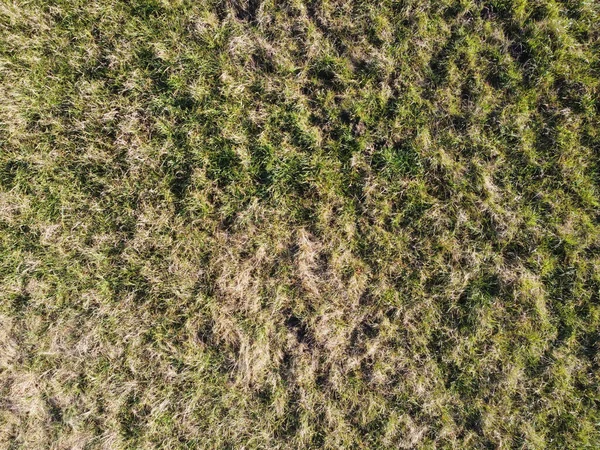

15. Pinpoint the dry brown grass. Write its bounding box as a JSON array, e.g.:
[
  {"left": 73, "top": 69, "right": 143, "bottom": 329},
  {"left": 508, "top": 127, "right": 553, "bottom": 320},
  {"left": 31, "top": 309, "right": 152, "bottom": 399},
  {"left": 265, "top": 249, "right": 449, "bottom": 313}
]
[{"left": 1, "top": 0, "right": 600, "bottom": 448}]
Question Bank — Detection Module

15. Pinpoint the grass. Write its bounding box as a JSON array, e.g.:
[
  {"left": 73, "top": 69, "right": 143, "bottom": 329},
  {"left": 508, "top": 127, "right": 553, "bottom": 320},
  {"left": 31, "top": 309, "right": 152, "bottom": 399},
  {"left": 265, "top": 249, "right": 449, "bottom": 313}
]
[{"left": 1, "top": 0, "right": 599, "bottom": 448}]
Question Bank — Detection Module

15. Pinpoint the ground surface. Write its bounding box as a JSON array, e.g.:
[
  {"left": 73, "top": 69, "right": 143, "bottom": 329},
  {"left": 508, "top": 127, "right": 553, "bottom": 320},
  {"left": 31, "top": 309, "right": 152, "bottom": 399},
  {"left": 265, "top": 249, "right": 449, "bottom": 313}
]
[{"left": 1, "top": 0, "right": 600, "bottom": 448}]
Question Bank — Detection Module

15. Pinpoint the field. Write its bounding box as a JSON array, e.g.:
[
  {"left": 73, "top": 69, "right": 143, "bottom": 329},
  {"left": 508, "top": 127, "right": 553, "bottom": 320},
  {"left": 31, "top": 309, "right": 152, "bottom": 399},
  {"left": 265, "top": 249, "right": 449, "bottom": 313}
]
[{"left": 1, "top": 0, "right": 599, "bottom": 448}]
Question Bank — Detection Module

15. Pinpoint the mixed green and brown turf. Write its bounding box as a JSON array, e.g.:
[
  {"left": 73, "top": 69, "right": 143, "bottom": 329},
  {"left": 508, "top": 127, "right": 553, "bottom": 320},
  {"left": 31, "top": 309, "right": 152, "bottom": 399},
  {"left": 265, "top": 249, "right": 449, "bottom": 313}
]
[{"left": 1, "top": 0, "right": 600, "bottom": 448}]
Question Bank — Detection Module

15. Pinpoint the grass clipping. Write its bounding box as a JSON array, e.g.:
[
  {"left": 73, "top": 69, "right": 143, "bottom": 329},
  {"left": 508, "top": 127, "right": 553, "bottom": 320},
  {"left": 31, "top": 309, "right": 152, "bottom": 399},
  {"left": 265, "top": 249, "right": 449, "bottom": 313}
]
[{"left": 1, "top": 0, "right": 600, "bottom": 448}]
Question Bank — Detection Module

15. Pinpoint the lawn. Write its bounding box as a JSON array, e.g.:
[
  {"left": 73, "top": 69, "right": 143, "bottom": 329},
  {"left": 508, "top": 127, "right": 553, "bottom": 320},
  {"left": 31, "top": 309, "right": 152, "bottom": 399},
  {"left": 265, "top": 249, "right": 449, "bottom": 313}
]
[{"left": 1, "top": 0, "right": 599, "bottom": 448}]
